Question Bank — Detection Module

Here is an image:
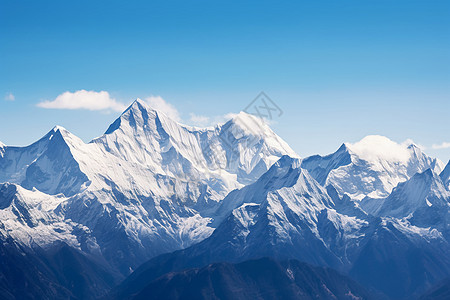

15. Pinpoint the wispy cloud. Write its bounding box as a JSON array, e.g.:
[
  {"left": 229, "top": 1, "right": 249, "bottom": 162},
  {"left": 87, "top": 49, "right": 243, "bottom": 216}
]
[
  {"left": 188, "top": 112, "right": 237, "bottom": 127},
  {"left": 36, "top": 90, "right": 238, "bottom": 127},
  {"left": 432, "top": 142, "right": 450, "bottom": 150},
  {"left": 37, "top": 90, "right": 127, "bottom": 112},
  {"left": 143, "top": 96, "right": 235, "bottom": 127},
  {"left": 145, "top": 96, "right": 181, "bottom": 122},
  {"left": 4, "top": 92, "right": 15, "bottom": 101}
]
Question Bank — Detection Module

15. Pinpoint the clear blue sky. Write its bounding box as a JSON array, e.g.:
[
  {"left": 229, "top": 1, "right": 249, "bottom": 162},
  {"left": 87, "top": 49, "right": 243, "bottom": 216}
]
[{"left": 1, "top": 0, "right": 449, "bottom": 162}]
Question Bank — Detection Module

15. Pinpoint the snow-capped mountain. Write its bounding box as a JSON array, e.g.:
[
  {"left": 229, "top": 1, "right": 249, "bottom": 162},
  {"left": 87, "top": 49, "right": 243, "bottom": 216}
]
[
  {"left": 112, "top": 155, "right": 450, "bottom": 299},
  {"left": 0, "top": 127, "right": 89, "bottom": 197},
  {"left": 0, "top": 99, "right": 297, "bottom": 275},
  {"left": 361, "top": 168, "right": 450, "bottom": 233},
  {"left": 0, "top": 182, "right": 92, "bottom": 250},
  {"left": 197, "top": 155, "right": 368, "bottom": 270},
  {"left": 302, "top": 135, "right": 444, "bottom": 200},
  {"left": 1, "top": 99, "right": 449, "bottom": 299}
]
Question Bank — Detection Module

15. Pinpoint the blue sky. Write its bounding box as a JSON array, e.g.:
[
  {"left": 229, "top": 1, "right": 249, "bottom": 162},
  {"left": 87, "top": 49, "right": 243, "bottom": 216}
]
[{"left": 1, "top": 0, "right": 449, "bottom": 162}]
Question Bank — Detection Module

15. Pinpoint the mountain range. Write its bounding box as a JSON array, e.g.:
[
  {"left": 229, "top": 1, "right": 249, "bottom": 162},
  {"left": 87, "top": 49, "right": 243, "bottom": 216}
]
[{"left": 1, "top": 99, "right": 449, "bottom": 299}]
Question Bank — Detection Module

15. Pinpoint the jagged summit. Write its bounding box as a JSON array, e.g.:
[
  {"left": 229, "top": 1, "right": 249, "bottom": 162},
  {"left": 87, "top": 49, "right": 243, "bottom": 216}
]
[
  {"left": 1, "top": 100, "right": 450, "bottom": 299},
  {"left": 104, "top": 98, "right": 159, "bottom": 134},
  {"left": 40, "top": 125, "right": 80, "bottom": 143},
  {"left": 302, "top": 135, "right": 444, "bottom": 200},
  {"left": 361, "top": 167, "right": 450, "bottom": 226},
  {"left": 51, "top": 125, "right": 66, "bottom": 132},
  {"left": 212, "top": 155, "right": 331, "bottom": 226}
]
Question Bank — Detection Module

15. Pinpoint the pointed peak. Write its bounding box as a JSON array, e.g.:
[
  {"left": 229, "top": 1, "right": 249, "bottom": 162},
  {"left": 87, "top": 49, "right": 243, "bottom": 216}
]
[
  {"left": 133, "top": 97, "right": 147, "bottom": 106},
  {"left": 407, "top": 143, "right": 419, "bottom": 150},
  {"left": 48, "top": 125, "right": 75, "bottom": 139},
  {"left": 43, "top": 125, "right": 81, "bottom": 145},
  {"left": 129, "top": 98, "right": 151, "bottom": 111},
  {"left": 121, "top": 98, "right": 179, "bottom": 123},
  {"left": 338, "top": 143, "right": 351, "bottom": 153},
  {"left": 122, "top": 98, "right": 151, "bottom": 115},
  {"left": 224, "top": 111, "right": 274, "bottom": 137},
  {"left": 104, "top": 98, "right": 180, "bottom": 135},
  {"left": 51, "top": 125, "right": 67, "bottom": 133}
]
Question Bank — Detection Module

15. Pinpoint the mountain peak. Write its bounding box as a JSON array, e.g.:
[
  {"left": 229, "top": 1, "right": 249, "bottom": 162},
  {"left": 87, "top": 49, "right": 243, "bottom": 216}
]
[
  {"left": 126, "top": 98, "right": 154, "bottom": 114},
  {"left": 225, "top": 111, "right": 272, "bottom": 136},
  {"left": 104, "top": 98, "right": 180, "bottom": 135},
  {"left": 362, "top": 167, "right": 450, "bottom": 220},
  {"left": 51, "top": 125, "right": 67, "bottom": 133},
  {"left": 122, "top": 98, "right": 151, "bottom": 115},
  {"left": 46, "top": 125, "right": 79, "bottom": 142}
]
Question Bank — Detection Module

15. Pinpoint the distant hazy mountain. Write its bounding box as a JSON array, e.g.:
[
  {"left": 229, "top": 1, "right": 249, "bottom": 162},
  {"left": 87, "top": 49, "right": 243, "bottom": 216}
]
[
  {"left": 127, "top": 257, "right": 374, "bottom": 300},
  {"left": 0, "top": 239, "right": 118, "bottom": 300}
]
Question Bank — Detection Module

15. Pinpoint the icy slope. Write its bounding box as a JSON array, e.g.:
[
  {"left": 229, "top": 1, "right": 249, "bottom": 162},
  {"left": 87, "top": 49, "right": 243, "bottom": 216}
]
[
  {"left": 0, "top": 183, "right": 97, "bottom": 251},
  {"left": 202, "top": 155, "right": 369, "bottom": 269},
  {"left": 0, "top": 127, "right": 89, "bottom": 196},
  {"left": 93, "top": 99, "right": 297, "bottom": 191},
  {"left": 361, "top": 168, "right": 450, "bottom": 231},
  {"left": 302, "top": 135, "right": 443, "bottom": 200}
]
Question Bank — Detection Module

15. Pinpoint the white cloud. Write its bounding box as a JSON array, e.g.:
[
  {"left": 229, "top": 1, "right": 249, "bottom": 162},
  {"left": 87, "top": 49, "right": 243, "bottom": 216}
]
[
  {"left": 4, "top": 92, "right": 15, "bottom": 101},
  {"left": 37, "top": 90, "right": 127, "bottom": 112},
  {"left": 145, "top": 96, "right": 181, "bottom": 122},
  {"left": 347, "top": 135, "right": 411, "bottom": 163},
  {"left": 36, "top": 90, "right": 238, "bottom": 127},
  {"left": 432, "top": 142, "right": 450, "bottom": 150}
]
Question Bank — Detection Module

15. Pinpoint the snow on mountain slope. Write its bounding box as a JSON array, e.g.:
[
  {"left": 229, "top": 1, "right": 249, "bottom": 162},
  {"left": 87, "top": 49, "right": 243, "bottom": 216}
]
[
  {"left": 93, "top": 99, "right": 297, "bottom": 191},
  {"left": 0, "top": 99, "right": 298, "bottom": 275},
  {"left": 302, "top": 135, "right": 444, "bottom": 200},
  {"left": 0, "top": 126, "right": 90, "bottom": 196},
  {"left": 0, "top": 183, "right": 97, "bottom": 251},
  {"left": 202, "top": 155, "right": 369, "bottom": 269},
  {"left": 1, "top": 99, "right": 449, "bottom": 298},
  {"left": 361, "top": 169, "right": 450, "bottom": 231},
  {"left": 116, "top": 155, "right": 450, "bottom": 299}
]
